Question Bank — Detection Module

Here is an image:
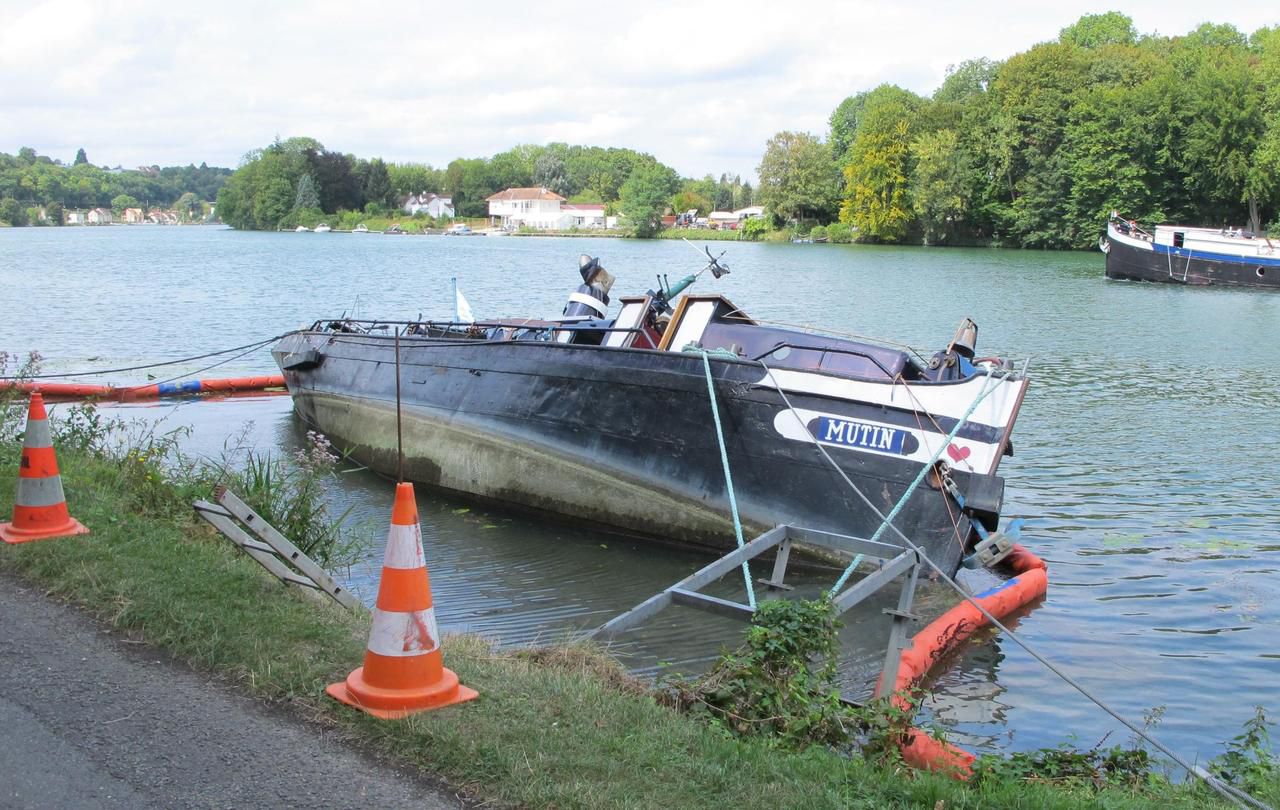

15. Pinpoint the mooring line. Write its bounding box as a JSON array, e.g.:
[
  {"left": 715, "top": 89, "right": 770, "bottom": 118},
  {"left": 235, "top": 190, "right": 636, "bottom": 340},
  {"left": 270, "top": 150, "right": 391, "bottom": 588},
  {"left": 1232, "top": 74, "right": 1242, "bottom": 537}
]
[
  {"left": 757, "top": 359, "right": 1264, "bottom": 809},
  {"left": 1, "top": 333, "right": 294, "bottom": 380},
  {"left": 697, "top": 349, "right": 756, "bottom": 609}
]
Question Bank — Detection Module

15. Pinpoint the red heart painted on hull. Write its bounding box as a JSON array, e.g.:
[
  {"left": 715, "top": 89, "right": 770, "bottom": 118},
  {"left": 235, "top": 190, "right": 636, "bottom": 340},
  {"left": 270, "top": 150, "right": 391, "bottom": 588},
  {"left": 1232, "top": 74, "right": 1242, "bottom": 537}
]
[{"left": 946, "top": 443, "right": 971, "bottom": 462}]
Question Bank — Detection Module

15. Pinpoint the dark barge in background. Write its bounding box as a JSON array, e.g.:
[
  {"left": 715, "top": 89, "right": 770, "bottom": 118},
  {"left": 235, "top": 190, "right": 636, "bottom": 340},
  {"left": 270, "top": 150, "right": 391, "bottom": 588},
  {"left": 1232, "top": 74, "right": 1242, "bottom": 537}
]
[
  {"left": 273, "top": 254, "right": 1030, "bottom": 577},
  {"left": 1101, "top": 213, "right": 1280, "bottom": 289}
]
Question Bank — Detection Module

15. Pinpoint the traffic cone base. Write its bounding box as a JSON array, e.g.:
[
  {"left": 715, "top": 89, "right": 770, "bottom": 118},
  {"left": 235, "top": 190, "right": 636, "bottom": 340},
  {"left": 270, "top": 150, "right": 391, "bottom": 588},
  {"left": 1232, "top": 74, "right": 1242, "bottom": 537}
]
[
  {"left": 2, "top": 393, "right": 89, "bottom": 545},
  {"left": 325, "top": 666, "right": 479, "bottom": 720},
  {"left": 326, "top": 481, "right": 477, "bottom": 719},
  {"left": 1, "top": 516, "right": 89, "bottom": 545}
]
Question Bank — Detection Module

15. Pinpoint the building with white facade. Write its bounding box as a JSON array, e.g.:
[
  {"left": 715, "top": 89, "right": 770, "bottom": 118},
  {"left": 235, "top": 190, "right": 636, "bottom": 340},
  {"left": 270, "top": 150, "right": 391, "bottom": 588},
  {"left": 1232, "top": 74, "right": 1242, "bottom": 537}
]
[
  {"left": 402, "top": 193, "right": 454, "bottom": 218},
  {"left": 486, "top": 187, "right": 569, "bottom": 229}
]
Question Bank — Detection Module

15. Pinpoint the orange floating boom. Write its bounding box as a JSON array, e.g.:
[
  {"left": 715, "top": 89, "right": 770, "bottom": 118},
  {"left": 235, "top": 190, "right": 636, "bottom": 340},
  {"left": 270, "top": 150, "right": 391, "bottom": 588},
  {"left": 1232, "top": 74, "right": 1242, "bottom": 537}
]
[
  {"left": 885, "top": 544, "right": 1049, "bottom": 778},
  {"left": 1, "top": 375, "right": 286, "bottom": 402}
]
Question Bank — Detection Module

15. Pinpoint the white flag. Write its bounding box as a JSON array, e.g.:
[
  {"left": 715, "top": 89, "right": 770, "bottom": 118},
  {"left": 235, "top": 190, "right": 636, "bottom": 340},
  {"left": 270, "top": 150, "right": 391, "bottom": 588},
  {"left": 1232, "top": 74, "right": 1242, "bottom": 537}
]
[{"left": 454, "top": 286, "right": 475, "bottom": 323}]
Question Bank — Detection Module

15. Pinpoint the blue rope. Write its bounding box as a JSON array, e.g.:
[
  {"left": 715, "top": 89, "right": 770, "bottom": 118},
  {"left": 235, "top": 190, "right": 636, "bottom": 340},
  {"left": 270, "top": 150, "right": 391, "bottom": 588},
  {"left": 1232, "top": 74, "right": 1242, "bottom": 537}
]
[
  {"left": 828, "top": 370, "right": 1005, "bottom": 597},
  {"left": 698, "top": 350, "right": 757, "bottom": 609}
]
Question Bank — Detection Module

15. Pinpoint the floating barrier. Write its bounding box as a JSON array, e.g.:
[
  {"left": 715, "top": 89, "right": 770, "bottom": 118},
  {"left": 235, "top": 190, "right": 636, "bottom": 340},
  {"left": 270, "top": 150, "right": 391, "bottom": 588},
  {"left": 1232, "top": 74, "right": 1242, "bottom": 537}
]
[
  {"left": 1, "top": 375, "right": 286, "bottom": 402},
  {"left": 885, "top": 544, "right": 1049, "bottom": 777},
  {"left": 1, "top": 393, "right": 90, "bottom": 544}
]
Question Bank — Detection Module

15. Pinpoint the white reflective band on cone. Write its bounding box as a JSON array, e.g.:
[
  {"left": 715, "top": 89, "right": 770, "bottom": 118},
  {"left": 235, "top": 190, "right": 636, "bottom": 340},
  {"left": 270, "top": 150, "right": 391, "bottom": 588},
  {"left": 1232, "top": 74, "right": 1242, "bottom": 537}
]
[
  {"left": 23, "top": 418, "right": 51, "bottom": 448},
  {"left": 382, "top": 523, "right": 426, "bottom": 569},
  {"left": 567, "top": 292, "right": 608, "bottom": 317},
  {"left": 15, "top": 476, "right": 67, "bottom": 508},
  {"left": 367, "top": 608, "right": 441, "bottom": 657}
]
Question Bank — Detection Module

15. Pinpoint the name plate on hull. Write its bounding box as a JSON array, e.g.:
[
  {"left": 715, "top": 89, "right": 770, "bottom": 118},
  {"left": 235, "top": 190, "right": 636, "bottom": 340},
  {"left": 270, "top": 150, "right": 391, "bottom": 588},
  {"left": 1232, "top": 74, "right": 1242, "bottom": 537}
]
[{"left": 813, "top": 416, "right": 908, "bottom": 454}]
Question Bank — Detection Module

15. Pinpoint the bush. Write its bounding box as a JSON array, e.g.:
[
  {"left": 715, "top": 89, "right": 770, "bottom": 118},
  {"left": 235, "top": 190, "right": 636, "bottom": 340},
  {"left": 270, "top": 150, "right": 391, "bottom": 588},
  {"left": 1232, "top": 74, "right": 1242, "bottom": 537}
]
[
  {"left": 809, "top": 225, "right": 828, "bottom": 242},
  {"left": 827, "top": 222, "right": 854, "bottom": 243},
  {"left": 740, "top": 217, "right": 770, "bottom": 241}
]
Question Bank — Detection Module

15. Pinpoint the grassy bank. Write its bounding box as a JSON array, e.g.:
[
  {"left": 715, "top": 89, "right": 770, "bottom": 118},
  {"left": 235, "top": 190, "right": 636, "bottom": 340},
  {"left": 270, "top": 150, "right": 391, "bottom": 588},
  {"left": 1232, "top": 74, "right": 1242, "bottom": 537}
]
[{"left": 0, "top": 434, "right": 1274, "bottom": 807}]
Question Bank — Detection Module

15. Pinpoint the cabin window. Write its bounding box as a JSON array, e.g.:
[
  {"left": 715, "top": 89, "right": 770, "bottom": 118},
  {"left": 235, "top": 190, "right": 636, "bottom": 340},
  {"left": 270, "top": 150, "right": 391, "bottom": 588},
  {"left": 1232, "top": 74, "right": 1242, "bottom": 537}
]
[{"left": 1173, "top": 231, "right": 1185, "bottom": 248}]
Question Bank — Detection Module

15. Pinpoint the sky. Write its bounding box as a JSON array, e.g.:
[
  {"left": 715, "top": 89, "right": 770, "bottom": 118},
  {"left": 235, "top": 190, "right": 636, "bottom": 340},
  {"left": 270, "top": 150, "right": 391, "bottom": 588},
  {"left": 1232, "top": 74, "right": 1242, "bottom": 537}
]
[{"left": 2, "top": 1, "right": 1276, "bottom": 182}]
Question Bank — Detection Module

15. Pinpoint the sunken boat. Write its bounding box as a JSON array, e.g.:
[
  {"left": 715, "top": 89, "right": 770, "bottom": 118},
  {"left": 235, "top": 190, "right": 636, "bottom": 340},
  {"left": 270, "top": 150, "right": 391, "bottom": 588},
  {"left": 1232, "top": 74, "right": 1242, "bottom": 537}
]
[
  {"left": 1101, "top": 213, "right": 1280, "bottom": 289},
  {"left": 273, "top": 251, "right": 1030, "bottom": 577}
]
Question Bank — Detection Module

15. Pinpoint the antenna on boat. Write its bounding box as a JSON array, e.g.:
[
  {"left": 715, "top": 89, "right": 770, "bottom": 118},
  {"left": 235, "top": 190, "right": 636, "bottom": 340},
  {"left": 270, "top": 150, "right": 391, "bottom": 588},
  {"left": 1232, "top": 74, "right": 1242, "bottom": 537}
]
[{"left": 393, "top": 326, "right": 405, "bottom": 483}]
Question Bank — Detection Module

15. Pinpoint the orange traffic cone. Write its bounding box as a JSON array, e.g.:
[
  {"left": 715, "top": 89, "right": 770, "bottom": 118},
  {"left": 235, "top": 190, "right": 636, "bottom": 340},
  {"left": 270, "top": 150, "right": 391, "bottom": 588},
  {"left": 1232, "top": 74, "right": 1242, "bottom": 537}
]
[
  {"left": 1, "top": 393, "right": 90, "bottom": 545},
  {"left": 326, "top": 482, "right": 478, "bottom": 718}
]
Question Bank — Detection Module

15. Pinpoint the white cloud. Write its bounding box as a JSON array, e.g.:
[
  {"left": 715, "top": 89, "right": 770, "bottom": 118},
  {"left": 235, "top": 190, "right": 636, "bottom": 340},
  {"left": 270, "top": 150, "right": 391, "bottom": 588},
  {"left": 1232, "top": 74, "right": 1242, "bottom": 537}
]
[{"left": 1, "top": 0, "right": 1275, "bottom": 180}]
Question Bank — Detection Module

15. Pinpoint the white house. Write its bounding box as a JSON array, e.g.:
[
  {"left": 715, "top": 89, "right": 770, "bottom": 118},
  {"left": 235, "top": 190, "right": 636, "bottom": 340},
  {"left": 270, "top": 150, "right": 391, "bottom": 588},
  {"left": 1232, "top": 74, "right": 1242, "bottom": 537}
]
[
  {"left": 87, "top": 207, "right": 113, "bottom": 225},
  {"left": 735, "top": 205, "right": 765, "bottom": 220},
  {"left": 486, "top": 187, "right": 568, "bottom": 229},
  {"left": 402, "top": 192, "right": 454, "bottom": 218},
  {"left": 561, "top": 204, "right": 608, "bottom": 228},
  {"left": 66, "top": 209, "right": 86, "bottom": 225}
]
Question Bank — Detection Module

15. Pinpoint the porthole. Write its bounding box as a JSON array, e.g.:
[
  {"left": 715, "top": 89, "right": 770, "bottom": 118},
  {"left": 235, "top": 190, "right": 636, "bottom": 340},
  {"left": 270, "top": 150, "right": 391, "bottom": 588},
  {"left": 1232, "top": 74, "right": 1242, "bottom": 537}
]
[
  {"left": 1258, "top": 267, "right": 1267, "bottom": 278},
  {"left": 772, "top": 346, "right": 792, "bottom": 360}
]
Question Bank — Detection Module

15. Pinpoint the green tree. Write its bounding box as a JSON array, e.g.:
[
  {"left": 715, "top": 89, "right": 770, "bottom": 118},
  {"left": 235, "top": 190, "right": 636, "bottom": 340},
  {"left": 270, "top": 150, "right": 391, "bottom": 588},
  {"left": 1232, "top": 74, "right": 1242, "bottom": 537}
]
[
  {"left": 533, "top": 152, "right": 569, "bottom": 195},
  {"left": 363, "top": 158, "right": 393, "bottom": 209},
  {"left": 619, "top": 161, "right": 679, "bottom": 237},
  {"left": 837, "top": 85, "right": 923, "bottom": 242},
  {"left": 46, "top": 200, "right": 63, "bottom": 225},
  {"left": 0, "top": 197, "right": 27, "bottom": 226},
  {"left": 1059, "top": 12, "right": 1137, "bottom": 49},
  {"left": 74, "top": 148, "right": 88, "bottom": 166},
  {"left": 294, "top": 174, "right": 321, "bottom": 211},
  {"left": 176, "top": 192, "right": 200, "bottom": 221},
  {"left": 757, "top": 131, "right": 840, "bottom": 227},
  {"left": 910, "top": 129, "right": 971, "bottom": 244},
  {"left": 111, "top": 194, "right": 140, "bottom": 215},
  {"left": 828, "top": 92, "right": 869, "bottom": 160}
]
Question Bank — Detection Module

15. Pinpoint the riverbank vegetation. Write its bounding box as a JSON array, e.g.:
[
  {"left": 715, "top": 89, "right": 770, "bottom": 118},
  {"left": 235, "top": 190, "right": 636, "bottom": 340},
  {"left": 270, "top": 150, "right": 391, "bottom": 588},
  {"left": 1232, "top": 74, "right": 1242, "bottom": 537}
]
[
  {"left": 759, "top": 13, "right": 1280, "bottom": 247},
  {"left": 1, "top": 392, "right": 1276, "bottom": 808},
  {"left": 0, "top": 147, "right": 229, "bottom": 225}
]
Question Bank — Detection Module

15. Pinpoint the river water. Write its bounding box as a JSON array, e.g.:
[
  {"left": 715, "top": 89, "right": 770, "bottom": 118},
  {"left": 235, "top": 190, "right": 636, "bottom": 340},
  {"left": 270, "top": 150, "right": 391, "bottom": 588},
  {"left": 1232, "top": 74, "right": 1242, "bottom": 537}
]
[{"left": 3, "top": 225, "right": 1277, "bottom": 762}]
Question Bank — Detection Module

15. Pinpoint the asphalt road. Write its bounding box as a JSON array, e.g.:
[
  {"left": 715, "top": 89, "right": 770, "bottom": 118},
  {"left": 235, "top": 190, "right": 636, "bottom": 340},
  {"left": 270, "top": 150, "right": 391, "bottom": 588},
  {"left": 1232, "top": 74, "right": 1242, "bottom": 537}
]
[{"left": 0, "top": 573, "right": 463, "bottom": 809}]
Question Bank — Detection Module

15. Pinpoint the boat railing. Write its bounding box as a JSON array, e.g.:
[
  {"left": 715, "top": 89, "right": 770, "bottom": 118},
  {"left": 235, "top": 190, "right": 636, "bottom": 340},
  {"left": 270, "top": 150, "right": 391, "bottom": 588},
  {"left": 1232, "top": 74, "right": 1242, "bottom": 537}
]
[{"left": 305, "top": 317, "right": 654, "bottom": 344}]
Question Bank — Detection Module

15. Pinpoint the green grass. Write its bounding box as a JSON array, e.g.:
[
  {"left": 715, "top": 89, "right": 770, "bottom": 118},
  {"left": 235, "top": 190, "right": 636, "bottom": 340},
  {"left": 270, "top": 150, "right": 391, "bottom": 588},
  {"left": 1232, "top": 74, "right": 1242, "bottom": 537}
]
[{"left": 1, "top": 448, "right": 1274, "bottom": 809}]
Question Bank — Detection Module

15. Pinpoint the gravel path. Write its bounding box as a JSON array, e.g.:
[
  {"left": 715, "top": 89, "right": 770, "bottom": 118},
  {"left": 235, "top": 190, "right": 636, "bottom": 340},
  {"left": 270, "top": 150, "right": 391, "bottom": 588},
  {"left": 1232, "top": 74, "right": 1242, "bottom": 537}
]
[{"left": 0, "top": 573, "right": 463, "bottom": 809}]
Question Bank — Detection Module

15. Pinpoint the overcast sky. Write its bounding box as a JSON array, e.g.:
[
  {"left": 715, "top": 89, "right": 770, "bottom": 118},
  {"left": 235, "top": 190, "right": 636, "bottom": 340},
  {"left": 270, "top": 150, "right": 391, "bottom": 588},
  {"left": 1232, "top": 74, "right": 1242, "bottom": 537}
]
[{"left": 2, "top": 1, "right": 1276, "bottom": 181}]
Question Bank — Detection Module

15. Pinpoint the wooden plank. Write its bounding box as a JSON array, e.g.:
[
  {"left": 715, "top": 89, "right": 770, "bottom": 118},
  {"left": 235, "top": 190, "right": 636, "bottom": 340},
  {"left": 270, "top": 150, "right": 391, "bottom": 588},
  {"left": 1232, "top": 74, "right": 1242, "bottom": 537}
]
[
  {"left": 831, "top": 550, "right": 918, "bottom": 614},
  {"left": 214, "top": 488, "right": 363, "bottom": 611},
  {"left": 669, "top": 588, "right": 756, "bottom": 621}
]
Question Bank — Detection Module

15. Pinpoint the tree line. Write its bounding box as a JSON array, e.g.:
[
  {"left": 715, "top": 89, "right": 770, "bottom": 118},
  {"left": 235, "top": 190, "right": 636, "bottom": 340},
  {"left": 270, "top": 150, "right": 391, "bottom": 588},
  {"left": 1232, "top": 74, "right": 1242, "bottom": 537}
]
[
  {"left": 757, "top": 13, "right": 1280, "bottom": 248},
  {"left": 215, "top": 136, "right": 755, "bottom": 234},
  {"left": 0, "top": 147, "right": 231, "bottom": 225}
]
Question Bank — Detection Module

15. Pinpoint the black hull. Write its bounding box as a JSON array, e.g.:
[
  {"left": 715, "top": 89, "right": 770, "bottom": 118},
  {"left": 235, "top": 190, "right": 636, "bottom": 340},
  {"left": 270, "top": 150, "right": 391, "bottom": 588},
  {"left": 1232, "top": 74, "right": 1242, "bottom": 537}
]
[
  {"left": 1104, "top": 231, "right": 1280, "bottom": 289},
  {"left": 274, "top": 332, "right": 1015, "bottom": 576}
]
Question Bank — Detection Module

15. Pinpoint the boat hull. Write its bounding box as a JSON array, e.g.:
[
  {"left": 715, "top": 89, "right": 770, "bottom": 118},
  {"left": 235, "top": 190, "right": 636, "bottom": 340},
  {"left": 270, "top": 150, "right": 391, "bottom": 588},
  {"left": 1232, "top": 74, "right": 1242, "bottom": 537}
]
[
  {"left": 274, "top": 331, "right": 1026, "bottom": 575},
  {"left": 1103, "top": 223, "right": 1280, "bottom": 288}
]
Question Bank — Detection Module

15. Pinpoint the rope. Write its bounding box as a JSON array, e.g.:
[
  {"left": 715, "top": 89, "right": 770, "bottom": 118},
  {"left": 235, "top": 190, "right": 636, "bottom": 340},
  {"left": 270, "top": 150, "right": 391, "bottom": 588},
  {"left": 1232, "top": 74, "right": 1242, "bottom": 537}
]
[
  {"left": 757, "top": 360, "right": 1263, "bottom": 809},
  {"left": 695, "top": 348, "right": 756, "bottom": 609},
  {"left": 828, "top": 370, "right": 1004, "bottom": 596},
  {"left": 1, "top": 333, "right": 293, "bottom": 380}
]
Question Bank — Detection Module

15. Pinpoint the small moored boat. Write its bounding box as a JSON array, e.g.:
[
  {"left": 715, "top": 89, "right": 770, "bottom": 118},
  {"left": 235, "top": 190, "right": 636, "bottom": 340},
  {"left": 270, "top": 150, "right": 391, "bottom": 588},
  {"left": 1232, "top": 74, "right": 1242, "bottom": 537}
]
[
  {"left": 273, "top": 252, "right": 1030, "bottom": 576},
  {"left": 295, "top": 225, "right": 310, "bottom": 233},
  {"left": 1100, "top": 213, "right": 1280, "bottom": 289},
  {"left": 353, "top": 224, "right": 369, "bottom": 233},
  {"left": 315, "top": 223, "right": 332, "bottom": 233}
]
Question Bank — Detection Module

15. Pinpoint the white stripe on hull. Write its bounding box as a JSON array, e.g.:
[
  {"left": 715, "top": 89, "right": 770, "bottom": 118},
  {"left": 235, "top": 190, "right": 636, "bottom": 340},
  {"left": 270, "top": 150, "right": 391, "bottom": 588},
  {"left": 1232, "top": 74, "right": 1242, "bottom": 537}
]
[
  {"left": 772, "top": 408, "right": 998, "bottom": 473},
  {"left": 754, "top": 368, "right": 1026, "bottom": 439}
]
